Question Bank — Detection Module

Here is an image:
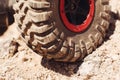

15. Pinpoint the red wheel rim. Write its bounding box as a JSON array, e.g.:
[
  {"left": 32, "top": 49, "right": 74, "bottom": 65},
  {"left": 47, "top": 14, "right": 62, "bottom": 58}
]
[{"left": 60, "top": 0, "right": 95, "bottom": 33}]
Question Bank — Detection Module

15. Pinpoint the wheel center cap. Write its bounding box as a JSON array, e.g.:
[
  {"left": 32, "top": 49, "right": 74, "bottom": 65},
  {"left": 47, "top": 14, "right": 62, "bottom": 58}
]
[
  {"left": 60, "top": 0, "right": 95, "bottom": 33},
  {"left": 70, "top": 3, "right": 76, "bottom": 10}
]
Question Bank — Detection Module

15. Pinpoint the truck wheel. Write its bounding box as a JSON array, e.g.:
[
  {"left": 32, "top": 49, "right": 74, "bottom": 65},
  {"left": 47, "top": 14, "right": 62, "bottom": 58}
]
[
  {"left": 14, "top": 0, "right": 111, "bottom": 62},
  {"left": 0, "top": 12, "right": 8, "bottom": 35},
  {"left": 0, "top": 0, "right": 16, "bottom": 35}
]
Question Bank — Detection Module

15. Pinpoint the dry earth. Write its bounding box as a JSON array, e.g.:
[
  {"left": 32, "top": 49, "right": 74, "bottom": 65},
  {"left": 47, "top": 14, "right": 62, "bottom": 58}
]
[{"left": 0, "top": 0, "right": 120, "bottom": 80}]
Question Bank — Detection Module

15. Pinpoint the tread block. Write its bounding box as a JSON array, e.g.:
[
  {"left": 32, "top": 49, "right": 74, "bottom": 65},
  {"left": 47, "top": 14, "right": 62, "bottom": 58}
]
[
  {"left": 14, "top": 13, "right": 25, "bottom": 25},
  {"left": 33, "top": 31, "right": 57, "bottom": 45},
  {"left": 13, "top": 3, "right": 20, "bottom": 12},
  {"left": 95, "top": 33, "right": 103, "bottom": 45},
  {"left": 29, "top": 0, "right": 50, "bottom": 9},
  {"left": 86, "top": 42, "right": 93, "bottom": 54},
  {"left": 101, "top": 20, "right": 109, "bottom": 30},
  {"left": 21, "top": 3, "right": 29, "bottom": 14},
  {"left": 101, "top": 0, "right": 109, "bottom": 5},
  {"left": 27, "top": 23, "right": 53, "bottom": 35},
  {"left": 100, "top": 12, "right": 111, "bottom": 21},
  {"left": 88, "top": 34, "right": 97, "bottom": 50},
  {"left": 70, "top": 45, "right": 81, "bottom": 62},
  {"left": 96, "top": 25, "right": 106, "bottom": 37},
  {"left": 28, "top": 10, "right": 52, "bottom": 23},
  {"left": 104, "top": 5, "right": 111, "bottom": 13},
  {"left": 47, "top": 40, "right": 62, "bottom": 52},
  {"left": 79, "top": 40, "right": 87, "bottom": 59},
  {"left": 49, "top": 40, "right": 68, "bottom": 59}
]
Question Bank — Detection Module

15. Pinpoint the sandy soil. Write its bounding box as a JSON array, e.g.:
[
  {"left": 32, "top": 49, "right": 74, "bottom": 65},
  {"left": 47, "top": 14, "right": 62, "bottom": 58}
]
[{"left": 0, "top": 0, "right": 120, "bottom": 80}]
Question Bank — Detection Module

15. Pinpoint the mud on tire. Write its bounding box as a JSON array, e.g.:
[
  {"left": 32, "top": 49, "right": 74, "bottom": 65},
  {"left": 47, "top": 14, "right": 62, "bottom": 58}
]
[{"left": 13, "top": 0, "right": 111, "bottom": 62}]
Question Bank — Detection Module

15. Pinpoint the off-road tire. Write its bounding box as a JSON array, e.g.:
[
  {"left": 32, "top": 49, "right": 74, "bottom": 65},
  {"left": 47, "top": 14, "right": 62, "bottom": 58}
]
[
  {"left": 13, "top": 0, "right": 111, "bottom": 62},
  {"left": 0, "top": 0, "right": 16, "bottom": 35},
  {"left": 0, "top": 11, "right": 8, "bottom": 35}
]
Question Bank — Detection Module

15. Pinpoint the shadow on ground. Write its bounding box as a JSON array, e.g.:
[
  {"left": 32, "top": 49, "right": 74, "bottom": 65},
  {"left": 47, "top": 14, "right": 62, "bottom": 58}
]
[{"left": 41, "top": 58, "right": 83, "bottom": 76}]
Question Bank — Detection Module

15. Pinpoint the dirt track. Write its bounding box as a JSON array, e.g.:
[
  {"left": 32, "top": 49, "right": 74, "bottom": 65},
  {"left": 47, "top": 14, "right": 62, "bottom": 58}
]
[{"left": 0, "top": 0, "right": 120, "bottom": 80}]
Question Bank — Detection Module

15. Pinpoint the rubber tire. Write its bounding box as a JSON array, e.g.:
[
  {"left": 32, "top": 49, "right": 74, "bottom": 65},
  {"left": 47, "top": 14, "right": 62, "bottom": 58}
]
[
  {"left": 13, "top": 0, "right": 111, "bottom": 62},
  {"left": 0, "top": 12, "right": 8, "bottom": 36}
]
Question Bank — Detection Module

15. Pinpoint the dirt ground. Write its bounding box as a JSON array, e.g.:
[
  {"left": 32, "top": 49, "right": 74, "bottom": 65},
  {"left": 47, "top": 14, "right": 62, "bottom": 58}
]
[{"left": 0, "top": 0, "right": 120, "bottom": 80}]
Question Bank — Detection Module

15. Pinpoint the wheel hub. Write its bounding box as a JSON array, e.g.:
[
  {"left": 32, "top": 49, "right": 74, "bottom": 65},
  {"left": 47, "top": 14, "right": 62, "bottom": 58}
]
[
  {"left": 70, "top": 3, "right": 76, "bottom": 11},
  {"left": 60, "top": 0, "right": 95, "bottom": 33}
]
